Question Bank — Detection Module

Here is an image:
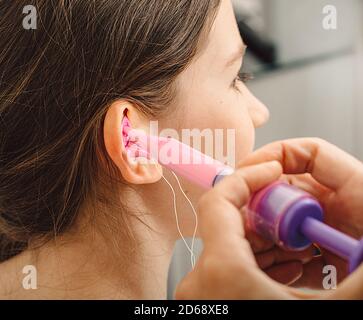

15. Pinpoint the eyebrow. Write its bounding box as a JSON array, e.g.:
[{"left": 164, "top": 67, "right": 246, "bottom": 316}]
[{"left": 225, "top": 44, "right": 247, "bottom": 68}]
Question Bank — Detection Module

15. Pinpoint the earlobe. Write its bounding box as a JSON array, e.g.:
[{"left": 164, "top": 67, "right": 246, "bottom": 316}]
[{"left": 103, "top": 100, "right": 163, "bottom": 185}]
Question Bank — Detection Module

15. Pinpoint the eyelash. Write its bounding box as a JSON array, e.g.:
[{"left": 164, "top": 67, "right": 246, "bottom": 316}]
[{"left": 232, "top": 72, "right": 254, "bottom": 90}]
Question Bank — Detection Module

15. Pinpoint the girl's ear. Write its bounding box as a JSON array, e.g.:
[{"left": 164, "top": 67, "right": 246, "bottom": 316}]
[{"left": 103, "top": 100, "right": 163, "bottom": 184}]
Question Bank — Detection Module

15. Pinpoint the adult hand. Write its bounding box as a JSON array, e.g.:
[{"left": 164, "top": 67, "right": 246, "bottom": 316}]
[
  {"left": 175, "top": 161, "right": 295, "bottom": 299},
  {"left": 175, "top": 139, "right": 363, "bottom": 299},
  {"left": 241, "top": 138, "right": 363, "bottom": 288}
]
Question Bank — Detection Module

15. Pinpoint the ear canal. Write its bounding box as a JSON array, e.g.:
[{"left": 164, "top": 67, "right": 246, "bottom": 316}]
[{"left": 122, "top": 115, "right": 132, "bottom": 149}]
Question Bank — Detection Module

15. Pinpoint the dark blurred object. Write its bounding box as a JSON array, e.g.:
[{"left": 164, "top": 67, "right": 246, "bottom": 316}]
[{"left": 237, "top": 19, "right": 277, "bottom": 65}]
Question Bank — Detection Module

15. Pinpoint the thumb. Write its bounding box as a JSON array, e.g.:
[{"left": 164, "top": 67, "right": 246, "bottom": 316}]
[{"left": 198, "top": 161, "right": 283, "bottom": 250}]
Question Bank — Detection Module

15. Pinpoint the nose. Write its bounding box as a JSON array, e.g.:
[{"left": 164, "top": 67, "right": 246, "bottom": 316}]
[{"left": 246, "top": 89, "right": 270, "bottom": 128}]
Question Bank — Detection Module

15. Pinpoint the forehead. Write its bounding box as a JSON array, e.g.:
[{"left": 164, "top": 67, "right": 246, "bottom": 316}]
[
  {"left": 174, "top": 0, "right": 244, "bottom": 102},
  {"left": 205, "top": 0, "right": 244, "bottom": 68}
]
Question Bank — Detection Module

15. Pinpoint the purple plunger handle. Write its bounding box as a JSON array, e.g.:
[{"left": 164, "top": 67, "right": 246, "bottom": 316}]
[{"left": 301, "top": 217, "right": 363, "bottom": 272}]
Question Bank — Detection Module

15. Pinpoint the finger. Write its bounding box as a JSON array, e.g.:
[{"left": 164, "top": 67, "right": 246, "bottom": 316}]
[
  {"left": 265, "top": 261, "right": 303, "bottom": 285},
  {"left": 281, "top": 173, "right": 330, "bottom": 199},
  {"left": 175, "top": 271, "right": 198, "bottom": 300},
  {"left": 291, "top": 257, "right": 326, "bottom": 289},
  {"left": 198, "top": 161, "right": 282, "bottom": 249},
  {"left": 240, "top": 138, "right": 363, "bottom": 192},
  {"left": 244, "top": 220, "right": 275, "bottom": 253},
  {"left": 326, "top": 263, "right": 363, "bottom": 299},
  {"left": 256, "top": 246, "right": 316, "bottom": 269}
]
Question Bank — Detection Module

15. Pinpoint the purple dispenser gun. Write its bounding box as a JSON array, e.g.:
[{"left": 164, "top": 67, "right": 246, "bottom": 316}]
[
  {"left": 247, "top": 181, "right": 363, "bottom": 273},
  {"left": 123, "top": 119, "right": 363, "bottom": 273}
]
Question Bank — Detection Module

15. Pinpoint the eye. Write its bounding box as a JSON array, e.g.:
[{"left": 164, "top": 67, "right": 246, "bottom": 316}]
[
  {"left": 240, "top": 72, "right": 254, "bottom": 83},
  {"left": 232, "top": 72, "right": 254, "bottom": 90}
]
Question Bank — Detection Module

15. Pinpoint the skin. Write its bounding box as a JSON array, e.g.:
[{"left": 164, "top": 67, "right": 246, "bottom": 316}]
[{"left": 0, "top": 0, "right": 314, "bottom": 299}]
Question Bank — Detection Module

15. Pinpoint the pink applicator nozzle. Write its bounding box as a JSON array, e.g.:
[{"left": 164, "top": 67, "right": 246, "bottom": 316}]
[{"left": 122, "top": 120, "right": 234, "bottom": 189}]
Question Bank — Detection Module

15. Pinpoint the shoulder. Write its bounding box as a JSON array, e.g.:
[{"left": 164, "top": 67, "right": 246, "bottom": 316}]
[{"left": 0, "top": 251, "right": 38, "bottom": 299}]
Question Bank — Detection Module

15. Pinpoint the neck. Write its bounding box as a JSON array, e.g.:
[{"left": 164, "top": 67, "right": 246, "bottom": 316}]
[
  {"left": 0, "top": 174, "right": 200, "bottom": 300},
  {"left": 1, "top": 221, "right": 174, "bottom": 299}
]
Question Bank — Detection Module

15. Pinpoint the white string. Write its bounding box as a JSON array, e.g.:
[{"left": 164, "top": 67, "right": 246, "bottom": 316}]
[
  {"left": 149, "top": 158, "right": 198, "bottom": 269},
  {"left": 170, "top": 171, "right": 198, "bottom": 268}
]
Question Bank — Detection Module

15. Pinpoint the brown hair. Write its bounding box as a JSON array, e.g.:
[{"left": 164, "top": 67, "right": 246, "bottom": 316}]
[{"left": 0, "top": 0, "right": 221, "bottom": 262}]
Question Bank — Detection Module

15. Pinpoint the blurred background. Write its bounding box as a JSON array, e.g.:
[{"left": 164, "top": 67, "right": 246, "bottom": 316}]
[
  {"left": 167, "top": 0, "right": 363, "bottom": 298},
  {"left": 236, "top": 0, "right": 363, "bottom": 159}
]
